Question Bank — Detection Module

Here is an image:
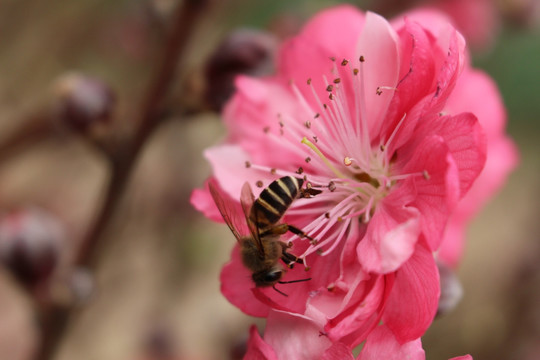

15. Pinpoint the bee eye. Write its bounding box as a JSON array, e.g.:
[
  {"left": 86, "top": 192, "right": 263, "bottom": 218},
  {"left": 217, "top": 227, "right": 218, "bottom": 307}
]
[{"left": 264, "top": 271, "right": 282, "bottom": 283}]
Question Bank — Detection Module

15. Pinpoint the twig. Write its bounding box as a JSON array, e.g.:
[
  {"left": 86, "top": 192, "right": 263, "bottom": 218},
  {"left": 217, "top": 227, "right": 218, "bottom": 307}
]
[{"left": 36, "top": 1, "right": 209, "bottom": 359}]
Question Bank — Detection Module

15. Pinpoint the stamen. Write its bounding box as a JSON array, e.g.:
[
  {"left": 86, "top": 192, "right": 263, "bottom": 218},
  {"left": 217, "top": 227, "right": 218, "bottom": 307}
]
[
  {"left": 376, "top": 86, "right": 397, "bottom": 96},
  {"left": 344, "top": 157, "right": 353, "bottom": 166},
  {"left": 301, "top": 137, "right": 346, "bottom": 178}
]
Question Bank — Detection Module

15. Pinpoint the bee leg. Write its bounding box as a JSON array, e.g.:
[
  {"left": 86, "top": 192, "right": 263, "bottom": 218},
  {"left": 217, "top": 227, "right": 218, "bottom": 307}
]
[
  {"left": 281, "top": 251, "right": 301, "bottom": 268},
  {"left": 286, "top": 225, "right": 317, "bottom": 243}
]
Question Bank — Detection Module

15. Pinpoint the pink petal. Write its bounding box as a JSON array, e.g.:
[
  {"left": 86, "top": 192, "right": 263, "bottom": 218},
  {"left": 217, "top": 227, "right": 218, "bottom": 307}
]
[
  {"left": 224, "top": 76, "right": 309, "bottom": 168},
  {"left": 323, "top": 275, "right": 395, "bottom": 348},
  {"left": 357, "top": 199, "right": 421, "bottom": 274},
  {"left": 425, "top": 30, "right": 466, "bottom": 115},
  {"left": 322, "top": 342, "right": 355, "bottom": 360},
  {"left": 425, "top": 113, "right": 488, "bottom": 197},
  {"left": 397, "top": 135, "right": 460, "bottom": 250},
  {"left": 278, "top": 5, "right": 365, "bottom": 106},
  {"left": 382, "top": 239, "right": 439, "bottom": 343},
  {"left": 357, "top": 324, "right": 425, "bottom": 360},
  {"left": 245, "top": 325, "right": 278, "bottom": 360},
  {"left": 263, "top": 310, "right": 333, "bottom": 360},
  {"left": 445, "top": 69, "right": 505, "bottom": 136},
  {"left": 204, "top": 144, "right": 274, "bottom": 199},
  {"left": 355, "top": 12, "right": 400, "bottom": 136},
  {"left": 382, "top": 19, "right": 439, "bottom": 152}
]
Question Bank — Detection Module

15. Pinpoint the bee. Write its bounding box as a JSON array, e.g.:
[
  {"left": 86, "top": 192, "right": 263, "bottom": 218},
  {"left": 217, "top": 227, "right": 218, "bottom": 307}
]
[{"left": 209, "top": 176, "right": 319, "bottom": 295}]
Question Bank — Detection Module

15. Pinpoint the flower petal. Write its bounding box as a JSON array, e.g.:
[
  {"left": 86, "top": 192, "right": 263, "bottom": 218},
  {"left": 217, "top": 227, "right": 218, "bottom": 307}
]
[
  {"left": 264, "top": 310, "right": 333, "bottom": 360},
  {"left": 355, "top": 11, "right": 400, "bottom": 136},
  {"left": 382, "top": 239, "right": 439, "bottom": 343},
  {"left": 322, "top": 342, "right": 354, "bottom": 360},
  {"left": 245, "top": 325, "right": 278, "bottom": 360},
  {"left": 357, "top": 324, "right": 425, "bottom": 360},
  {"left": 358, "top": 200, "right": 421, "bottom": 274},
  {"left": 397, "top": 134, "right": 460, "bottom": 250},
  {"left": 278, "top": 5, "right": 365, "bottom": 106}
]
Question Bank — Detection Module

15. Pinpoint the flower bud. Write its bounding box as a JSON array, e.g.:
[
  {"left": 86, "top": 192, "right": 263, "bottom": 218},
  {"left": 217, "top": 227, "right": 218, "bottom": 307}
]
[
  {"left": 53, "top": 72, "right": 116, "bottom": 132},
  {"left": 0, "top": 207, "right": 64, "bottom": 288},
  {"left": 436, "top": 261, "right": 464, "bottom": 317},
  {"left": 204, "top": 29, "right": 277, "bottom": 111}
]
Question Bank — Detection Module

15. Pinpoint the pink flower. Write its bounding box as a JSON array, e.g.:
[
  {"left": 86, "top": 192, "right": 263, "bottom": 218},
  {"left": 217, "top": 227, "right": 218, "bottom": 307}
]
[{"left": 191, "top": 4, "right": 502, "bottom": 358}]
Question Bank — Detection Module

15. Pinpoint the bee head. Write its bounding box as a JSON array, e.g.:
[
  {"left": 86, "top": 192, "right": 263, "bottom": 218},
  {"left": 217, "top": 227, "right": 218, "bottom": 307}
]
[{"left": 252, "top": 268, "right": 283, "bottom": 287}]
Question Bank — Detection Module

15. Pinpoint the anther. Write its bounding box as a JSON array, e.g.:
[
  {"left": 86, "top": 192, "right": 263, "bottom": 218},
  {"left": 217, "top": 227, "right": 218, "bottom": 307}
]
[
  {"left": 313, "top": 135, "right": 318, "bottom": 142},
  {"left": 305, "top": 157, "right": 311, "bottom": 163},
  {"left": 296, "top": 167, "right": 304, "bottom": 174},
  {"left": 279, "top": 120, "right": 284, "bottom": 127},
  {"left": 304, "top": 266, "right": 311, "bottom": 271},
  {"left": 314, "top": 113, "right": 320, "bottom": 119},
  {"left": 353, "top": 68, "right": 359, "bottom": 76},
  {"left": 327, "top": 284, "right": 335, "bottom": 292},
  {"left": 329, "top": 93, "right": 335, "bottom": 100},
  {"left": 329, "top": 56, "right": 336, "bottom": 62},
  {"left": 328, "top": 181, "right": 336, "bottom": 192},
  {"left": 337, "top": 216, "right": 343, "bottom": 222},
  {"left": 263, "top": 126, "right": 270, "bottom": 133},
  {"left": 341, "top": 59, "right": 348, "bottom": 66},
  {"left": 316, "top": 249, "right": 324, "bottom": 255},
  {"left": 245, "top": 161, "right": 251, "bottom": 168},
  {"left": 270, "top": 168, "right": 276, "bottom": 175},
  {"left": 326, "top": 85, "right": 333, "bottom": 92},
  {"left": 344, "top": 157, "right": 353, "bottom": 166},
  {"left": 359, "top": 55, "right": 365, "bottom": 62},
  {"left": 305, "top": 120, "right": 311, "bottom": 129},
  {"left": 307, "top": 78, "right": 312, "bottom": 85},
  {"left": 333, "top": 78, "right": 341, "bottom": 84},
  {"left": 256, "top": 180, "right": 263, "bottom": 188},
  {"left": 423, "top": 170, "right": 430, "bottom": 180},
  {"left": 324, "top": 212, "right": 330, "bottom": 219}
]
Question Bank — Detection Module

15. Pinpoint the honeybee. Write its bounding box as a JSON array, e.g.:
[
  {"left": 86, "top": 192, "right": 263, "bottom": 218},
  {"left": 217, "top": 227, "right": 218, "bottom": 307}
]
[{"left": 209, "top": 176, "right": 318, "bottom": 295}]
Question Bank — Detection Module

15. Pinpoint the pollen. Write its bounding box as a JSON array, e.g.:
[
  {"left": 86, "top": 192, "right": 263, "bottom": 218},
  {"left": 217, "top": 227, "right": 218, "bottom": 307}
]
[{"left": 344, "top": 156, "right": 353, "bottom": 166}]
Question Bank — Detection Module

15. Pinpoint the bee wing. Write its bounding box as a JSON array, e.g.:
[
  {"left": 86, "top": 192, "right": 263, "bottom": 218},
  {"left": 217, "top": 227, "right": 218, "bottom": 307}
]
[
  {"left": 208, "top": 181, "right": 249, "bottom": 242},
  {"left": 240, "top": 181, "right": 265, "bottom": 256}
]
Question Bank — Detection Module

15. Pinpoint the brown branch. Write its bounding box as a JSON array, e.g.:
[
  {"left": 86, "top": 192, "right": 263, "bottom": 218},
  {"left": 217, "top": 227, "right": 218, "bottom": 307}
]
[{"left": 36, "top": 1, "right": 209, "bottom": 359}]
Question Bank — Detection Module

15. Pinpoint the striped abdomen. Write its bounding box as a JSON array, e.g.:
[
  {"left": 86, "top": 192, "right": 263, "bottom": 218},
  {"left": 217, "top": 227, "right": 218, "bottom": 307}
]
[{"left": 250, "top": 176, "right": 303, "bottom": 231}]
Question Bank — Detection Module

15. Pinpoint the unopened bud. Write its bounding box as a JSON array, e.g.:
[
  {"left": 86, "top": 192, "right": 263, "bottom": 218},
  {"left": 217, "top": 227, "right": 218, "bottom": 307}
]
[
  {"left": 0, "top": 207, "right": 64, "bottom": 288},
  {"left": 53, "top": 72, "right": 116, "bottom": 132},
  {"left": 436, "top": 261, "right": 464, "bottom": 317},
  {"left": 204, "top": 29, "right": 277, "bottom": 111}
]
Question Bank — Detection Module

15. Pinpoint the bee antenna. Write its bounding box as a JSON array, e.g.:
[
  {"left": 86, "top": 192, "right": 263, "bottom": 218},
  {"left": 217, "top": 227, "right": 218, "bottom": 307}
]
[
  {"left": 272, "top": 285, "right": 288, "bottom": 297},
  {"left": 273, "top": 277, "right": 312, "bottom": 296}
]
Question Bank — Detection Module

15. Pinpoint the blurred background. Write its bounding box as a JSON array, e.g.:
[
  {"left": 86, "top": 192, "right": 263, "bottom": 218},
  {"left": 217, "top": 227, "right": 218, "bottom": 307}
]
[{"left": 0, "top": 0, "right": 538, "bottom": 359}]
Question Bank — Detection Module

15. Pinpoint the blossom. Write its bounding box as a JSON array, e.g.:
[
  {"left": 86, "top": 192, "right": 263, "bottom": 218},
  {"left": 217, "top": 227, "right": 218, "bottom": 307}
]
[{"left": 191, "top": 4, "right": 504, "bottom": 359}]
